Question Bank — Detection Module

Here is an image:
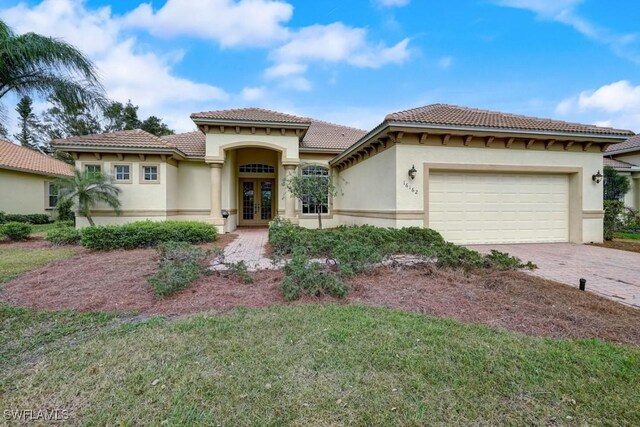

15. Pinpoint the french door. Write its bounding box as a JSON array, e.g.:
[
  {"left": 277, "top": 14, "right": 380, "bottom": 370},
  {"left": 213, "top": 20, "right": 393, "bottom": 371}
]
[{"left": 239, "top": 179, "right": 275, "bottom": 226}]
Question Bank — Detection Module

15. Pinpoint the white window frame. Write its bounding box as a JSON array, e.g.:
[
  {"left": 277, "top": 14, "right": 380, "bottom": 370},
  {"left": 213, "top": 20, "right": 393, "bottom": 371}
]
[
  {"left": 113, "top": 164, "right": 132, "bottom": 183},
  {"left": 301, "top": 165, "right": 330, "bottom": 216},
  {"left": 46, "top": 182, "right": 58, "bottom": 209},
  {"left": 84, "top": 163, "right": 102, "bottom": 177},
  {"left": 140, "top": 164, "right": 160, "bottom": 184}
]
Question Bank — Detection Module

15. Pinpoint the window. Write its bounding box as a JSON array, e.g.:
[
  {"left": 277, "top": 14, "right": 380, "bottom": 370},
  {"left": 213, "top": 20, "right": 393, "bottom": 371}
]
[
  {"left": 301, "top": 165, "right": 329, "bottom": 215},
  {"left": 239, "top": 164, "right": 275, "bottom": 174},
  {"left": 114, "top": 165, "right": 131, "bottom": 182},
  {"left": 85, "top": 164, "right": 101, "bottom": 177},
  {"left": 47, "top": 183, "right": 58, "bottom": 208},
  {"left": 142, "top": 165, "right": 159, "bottom": 182}
]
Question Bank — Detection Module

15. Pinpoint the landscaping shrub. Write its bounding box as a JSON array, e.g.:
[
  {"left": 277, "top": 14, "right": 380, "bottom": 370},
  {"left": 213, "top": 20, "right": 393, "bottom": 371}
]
[
  {"left": 226, "top": 261, "right": 253, "bottom": 284},
  {"left": 280, "top": 251, "right": 348, "bottom": 301},
  {"left": 604, "top": 200, "right": 624, "bottom": 241},
  {"left": 148, "top": 241, "right": 209, "bottom": 297},
  {"left": 1, "top": 222, "right": 32, "bottom": 240},
  {"left": 0, "top": 212, "right": 52, "bottom": 224},
  {"left": 56, "top": 198, "right": 75, "bottom": 223},
  {"left": 81, "top": 221, "right": 217, "bottom": 250},
  {"left": 269, "top": 218, "right": 533, "bottom": 273},
  {"left": 46, "top": 226, "right": 81, "bottom": 246}
]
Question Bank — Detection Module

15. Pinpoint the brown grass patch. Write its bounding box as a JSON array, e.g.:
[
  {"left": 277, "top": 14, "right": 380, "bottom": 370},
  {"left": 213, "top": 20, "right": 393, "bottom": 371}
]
[{"left": 592, "top": 239, "right": 640, "bottom": 254}]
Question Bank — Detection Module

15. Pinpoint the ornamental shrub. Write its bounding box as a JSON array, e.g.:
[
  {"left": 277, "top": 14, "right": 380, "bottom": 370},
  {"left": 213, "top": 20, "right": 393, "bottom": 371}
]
[
  {"left": 46, "top": 226, "right": 81, "bottom": 246},
  {"left": 604, "top": 200, "right": 625, "bottom": 241},
  {"left": 148, "top": 241, "right": 209, "bottom": 297},
  {"left": 280, "top": 251, "right": 348, "bottom": 301},
  {"left": 0, "top": 212, "right": 52, "bottom": 224},
  {"left": 1, "top": 222, "right": 32, "bottom": 240},
  {"left": 80, "top": 221, "right": 217, "bottom": 250}
]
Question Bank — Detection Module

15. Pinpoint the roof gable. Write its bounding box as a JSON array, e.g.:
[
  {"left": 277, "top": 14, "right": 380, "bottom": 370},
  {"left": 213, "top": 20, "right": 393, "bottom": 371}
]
[
  {"left": 190, "top": 108, "right": 312, "bottom": 125},
  {"left": 606, "top": 134, "right": 640, "bottom": 154},
  {"left": 386, "top": 104, "right": 635, "bottom": 137},
  {"left": 0, "top": 139, "right": 73, "bottom": 176}
]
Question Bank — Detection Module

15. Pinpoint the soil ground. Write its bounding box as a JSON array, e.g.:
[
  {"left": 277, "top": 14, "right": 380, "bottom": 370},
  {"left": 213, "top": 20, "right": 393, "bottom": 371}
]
[
  {"left": 1, "top": 240, "right": 638, "bottom": 345},
  {"left": 592, "top": 239, "right": 640, "bottom": 254}
]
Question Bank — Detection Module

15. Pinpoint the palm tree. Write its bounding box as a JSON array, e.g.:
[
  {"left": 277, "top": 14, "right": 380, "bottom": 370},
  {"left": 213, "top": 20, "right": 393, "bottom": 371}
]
[
  {"left": 0, "top": 20, "right": 105, "bottom": 126},
  {"left": 55, "top": 170, "right": 122, "bottom": 226}
]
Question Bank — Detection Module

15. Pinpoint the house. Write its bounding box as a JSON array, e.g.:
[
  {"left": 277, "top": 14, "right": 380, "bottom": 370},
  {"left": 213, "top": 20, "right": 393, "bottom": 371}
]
[
  {"left": 0, "top": 138, "right": 73, "bottom": 216},
  {"left": 50, "top": 104, "right": 634, "bottom": 244},
  {"left": 603, "top": 134, "right": 640, "bottom": 210}
]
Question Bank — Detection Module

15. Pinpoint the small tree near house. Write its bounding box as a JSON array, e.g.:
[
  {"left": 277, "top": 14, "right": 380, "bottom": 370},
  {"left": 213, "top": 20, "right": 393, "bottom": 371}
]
[
  {"left": 54, "top": 170, "right": 122, "bottom": 226},
  {"left": 283, "top": 165, "right": 339, "bottom": 230}
]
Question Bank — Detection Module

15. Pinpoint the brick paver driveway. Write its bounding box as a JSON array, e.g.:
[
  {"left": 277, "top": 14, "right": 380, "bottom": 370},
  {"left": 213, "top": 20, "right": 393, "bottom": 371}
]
[{"left": 471, "top": 243, "right": 640, "bottom": 309}]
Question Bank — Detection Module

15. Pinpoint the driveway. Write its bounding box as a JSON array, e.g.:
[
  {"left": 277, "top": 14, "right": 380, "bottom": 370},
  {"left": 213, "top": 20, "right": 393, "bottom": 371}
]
[{"left": 471, "top": 243, "right": 640, "bottom": 309}]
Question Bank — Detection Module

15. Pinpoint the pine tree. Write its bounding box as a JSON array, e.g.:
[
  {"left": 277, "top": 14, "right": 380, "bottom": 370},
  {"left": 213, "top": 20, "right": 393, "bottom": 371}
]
[{"left": 13, "top": 96, "right": 41, "bottom": 149}]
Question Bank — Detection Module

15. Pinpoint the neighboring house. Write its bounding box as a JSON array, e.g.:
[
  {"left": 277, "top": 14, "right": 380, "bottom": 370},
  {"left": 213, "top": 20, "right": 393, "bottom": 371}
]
[
  {"left": 604, "top": 134, "right": 640, "bottom": 210},
  {"left": 51, "top": 105, "right": 634, "bottom": 244},
  {"left": 0, "top": 138, "right": 73, "bottom": 216}
]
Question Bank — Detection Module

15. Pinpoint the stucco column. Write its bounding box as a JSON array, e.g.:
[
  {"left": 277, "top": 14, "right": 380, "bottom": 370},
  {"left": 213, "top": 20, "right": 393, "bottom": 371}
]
[
  {"left": 284, "top": 164, "right": 297, "bottom": 222},
  {"left": 209, "top": 163, "right": 224, "bottom": 226}
]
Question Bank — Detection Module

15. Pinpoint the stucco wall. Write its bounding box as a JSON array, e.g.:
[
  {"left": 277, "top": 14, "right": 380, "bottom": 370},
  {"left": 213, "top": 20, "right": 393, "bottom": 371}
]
[{"left": 0, "top": 168, "right": 52, "bottom": 215}]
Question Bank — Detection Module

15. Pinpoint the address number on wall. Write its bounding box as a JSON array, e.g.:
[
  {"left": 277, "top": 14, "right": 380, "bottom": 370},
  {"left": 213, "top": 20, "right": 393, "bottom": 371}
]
[{"left": 403, "top": 180, "right": 419, "bottom": 195}]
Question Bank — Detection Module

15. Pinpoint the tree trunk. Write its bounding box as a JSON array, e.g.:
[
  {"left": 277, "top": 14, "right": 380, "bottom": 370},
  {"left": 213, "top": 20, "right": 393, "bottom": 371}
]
[
  {"left": 318, "top": 210, "right": 322, "bottom": 230},
  {"left": 86, "top": 214, "right": 95, "bottom": 226}
]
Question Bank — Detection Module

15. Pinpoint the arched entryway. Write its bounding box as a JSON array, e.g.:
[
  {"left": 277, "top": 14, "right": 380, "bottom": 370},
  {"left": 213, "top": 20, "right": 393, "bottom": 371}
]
[{"left": 235, "top": 147, "right": 278, "bottom": 226}]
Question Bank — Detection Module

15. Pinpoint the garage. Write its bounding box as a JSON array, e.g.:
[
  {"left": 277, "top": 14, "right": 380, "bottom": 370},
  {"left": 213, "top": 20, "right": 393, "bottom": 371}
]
[{"left": 428, "top": 171, "right": 570, "bottom": 244}]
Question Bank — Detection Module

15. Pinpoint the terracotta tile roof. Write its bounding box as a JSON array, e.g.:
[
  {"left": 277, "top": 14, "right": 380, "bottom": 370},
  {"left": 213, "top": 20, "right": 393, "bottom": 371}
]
[
  {"left": 51, "top": 129, "right": 170, "bottom": 150},
  {"left": 0, "top": 139, "right": 73, "bottom": 176},
  {"left": 190, "top": 107, "right": 312, "bottom": 124},
  {"left": 385, "top": 104, "right": 635, "bottom": 136},
  {"left": 162, "top": 131, "right": 205, "bottom": 157},
  {"left": 301, "top": 120, "right": 367, "bottom": 151},
  {"left": 606, "top": 134, "right": 640, "bottom": 154},
  {"left": 604, "top": 157, "right": 639, "bottom": 169}
]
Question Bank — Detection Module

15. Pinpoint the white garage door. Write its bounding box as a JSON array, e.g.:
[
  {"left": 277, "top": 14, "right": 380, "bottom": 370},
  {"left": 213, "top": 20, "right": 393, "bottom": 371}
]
[{"left": 429, "top": 171, "right": 569, "bottom": 244}]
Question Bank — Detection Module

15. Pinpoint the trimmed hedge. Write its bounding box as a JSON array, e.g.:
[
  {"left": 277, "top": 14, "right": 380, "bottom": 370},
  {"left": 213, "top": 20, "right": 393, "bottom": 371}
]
[
  {"left": 80, "top": 221, "right": 217, "bottom": 250},
  {"left": 46, "top": 226, "right": 81, "bottom": 246},
  {"left": 0, "top": 212, "right": 52, "bottom": 225},
  {"left": 1, "top": 222, "right": 32, "bottom": 240}
]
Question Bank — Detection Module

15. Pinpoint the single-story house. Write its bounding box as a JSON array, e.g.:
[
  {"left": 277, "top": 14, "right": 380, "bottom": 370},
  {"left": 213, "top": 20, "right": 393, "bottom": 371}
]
[
  {"left": 603, "top": 134, "right": 640, "bottom": 210},
  {"left": 50, "top": 104, "right": 635, "bottom": 244},
  {"left": 0, "top": 138, "right": 73, "bottom": 216}
]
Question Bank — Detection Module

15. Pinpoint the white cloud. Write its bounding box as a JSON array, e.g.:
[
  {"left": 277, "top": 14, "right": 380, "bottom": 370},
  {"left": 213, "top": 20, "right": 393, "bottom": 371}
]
[
  {"left": 0, "top": 0, "right": 228, "bottom": 132},
  {"left": 437, "top": 56, "right": 453, "bottom": 69},
  {"left": 264, "top": 63, "right": 308, "bottom": 79},
  {"left": 555, "top": 80, "right": 640, "bottom": 131},
  {"left": 495, "top": 0, "right": 640, "bottom": 63},
  {"left": 122, "top": 0, "right": 293, "bottom": 48},
  {"left": 240, "top": 86, "right": 267, "bottom": 102},
  {"left": 375, "top": 0, "right": 411, "bottom": 7}
]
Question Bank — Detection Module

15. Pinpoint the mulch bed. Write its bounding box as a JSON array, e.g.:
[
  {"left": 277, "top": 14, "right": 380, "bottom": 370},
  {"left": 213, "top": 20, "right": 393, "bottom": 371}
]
[
  {"left": 592, "top": 239, "right": 640, "bottom": 254},
  {"left": 1, "top": 242, "right": 639, "bottom": 345}
]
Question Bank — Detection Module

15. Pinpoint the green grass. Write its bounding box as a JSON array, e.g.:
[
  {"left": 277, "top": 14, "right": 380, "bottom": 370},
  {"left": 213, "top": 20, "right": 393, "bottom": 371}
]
[
  {"left": 29, "top": 222, "right": 60, "bottom": 237},
  {"left": 615, "top": 231, "right": 640, "bottom": 240},
  {"left": 1, "top": 304, "right": 638, "bottom": 425},
  {"left": 0, "top": 246, "right": 76, "bottom": 283}
]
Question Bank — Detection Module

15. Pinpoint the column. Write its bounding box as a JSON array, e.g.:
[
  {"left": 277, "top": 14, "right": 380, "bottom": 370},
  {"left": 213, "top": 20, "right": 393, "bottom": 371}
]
[
  {"left": 284, "top": 164, "right": 297, "bottom": 222},
  {"left": 209, "top": 163, "right": 224, "bottom": 226}
]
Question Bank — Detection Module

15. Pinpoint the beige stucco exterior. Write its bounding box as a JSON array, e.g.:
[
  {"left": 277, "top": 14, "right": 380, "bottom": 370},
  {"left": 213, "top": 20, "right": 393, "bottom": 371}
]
[{"left": 0, "top": 168, "right": 56, "bottom": 216}]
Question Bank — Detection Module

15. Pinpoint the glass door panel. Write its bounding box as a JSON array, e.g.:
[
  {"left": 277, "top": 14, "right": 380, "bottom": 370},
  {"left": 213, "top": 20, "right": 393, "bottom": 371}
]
[
  {"left": 242, "top": 181, "right": 254, "bottom": 221},
  {"left": 260, "top": 180, "right": 273, "bottom": 221}
]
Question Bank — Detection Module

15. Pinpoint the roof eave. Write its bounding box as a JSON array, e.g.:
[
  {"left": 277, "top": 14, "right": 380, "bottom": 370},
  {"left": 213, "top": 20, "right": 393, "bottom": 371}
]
[
  {"left": 53, "top": 145, "right": 187, "bottom": 160},
  {"left": 0, "top": 164, "right": 72, "bottom": 177}
]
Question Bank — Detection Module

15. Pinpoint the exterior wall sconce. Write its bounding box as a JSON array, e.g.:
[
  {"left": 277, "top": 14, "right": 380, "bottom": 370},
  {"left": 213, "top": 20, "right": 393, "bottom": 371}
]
[
  {"left": 592, "top": 170, "right": 603, "bottom": 184},
  {"left": 408, "top": 165, "right": 417, "bottom": 180}
]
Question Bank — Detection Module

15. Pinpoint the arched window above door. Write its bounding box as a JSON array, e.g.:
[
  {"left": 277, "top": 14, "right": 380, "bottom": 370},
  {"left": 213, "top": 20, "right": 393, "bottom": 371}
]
[{"left": 239, "top": 164, "right": 275, "bottom": 173}]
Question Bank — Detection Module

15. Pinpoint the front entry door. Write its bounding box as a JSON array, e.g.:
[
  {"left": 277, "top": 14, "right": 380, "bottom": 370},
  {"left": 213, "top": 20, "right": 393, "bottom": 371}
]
[{"left": 239, "top": 179, "right": 275, "bottom": 226}]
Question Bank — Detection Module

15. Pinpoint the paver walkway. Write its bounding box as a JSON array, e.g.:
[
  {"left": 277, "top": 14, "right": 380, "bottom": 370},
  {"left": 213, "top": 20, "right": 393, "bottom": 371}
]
[
  {"left": 471, "top": 243, "right": 640, "bottom": 308},
  {"left": 212, "top": 228, "right": 276, "bottom": 271}
]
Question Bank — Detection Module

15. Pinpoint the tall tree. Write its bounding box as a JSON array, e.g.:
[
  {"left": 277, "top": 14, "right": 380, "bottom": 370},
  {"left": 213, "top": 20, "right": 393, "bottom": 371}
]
[
  {"left": 13, "top": 95, "right": 41, "bottom": 149},
  {"left": 103, "top": 100, "right": 140, "bottom": 132},
  {"left": 0, "top": 121, "right": 8, "bottom": 138},
  {"left": 141, "top": 115, "right": 174, "bottom": 136},
  {"left": 40, "top": 94, "right": 102, "bottom": 141},
  {"left": 0, "top": 20, "right": 105, "bottom": 128},
  {"left": 54, "top": 170, "right": 121, "bottom": 226}
]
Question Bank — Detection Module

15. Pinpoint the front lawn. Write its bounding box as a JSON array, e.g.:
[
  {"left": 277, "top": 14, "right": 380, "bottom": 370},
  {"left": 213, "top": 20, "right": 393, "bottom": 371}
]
[
  {"left": 0, "top": 246, "right": 77, "bottom": 283},
  {"left": 615, "top": 231, "right": 640, "bottom": 240},
  {"left": 1, "top": 304, "right": 638, "bottom": 425}
]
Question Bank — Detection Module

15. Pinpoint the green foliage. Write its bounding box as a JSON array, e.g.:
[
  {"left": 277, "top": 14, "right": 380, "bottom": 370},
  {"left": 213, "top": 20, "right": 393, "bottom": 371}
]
[
  {"left": 13, "top": 95, "right": 42, "bottom": 149},
  {"left": 55, "top": 169, "right": 121, "bottom": 226},
  {"left": 56, "top": 197, "right": 75, "bottom": 222},
  {"left": 148, "top": 241, "right": 208, "bottom": 297},
  {"left": 1, "top": 221, "right": 32, "bottom": 240},
  {"left": 46, "top": 226, "right": 80, "bottom": 246},
  {"left": 140, "top": 115, "right": 175, "bottom": 136},
  {"left": 269, "top": 219, "right": 533, "bottom": 273},
  {"left": 38, "top": 94, "right": 102, "bottom": 144},
  {"left": 0, "top": 212, "right": 51, "bottom": 224},
  {"left": 603, "top": 166, "right": 631, "bottom": 201},
  {"left": 622, "top": 208, "right": 640, "bottom": 233},
  {"left": 282, "top": 166, "right": 338, "bottom": 229},
  {"left": 80, "top": 221, "right": 217, "bottom": 250},
  {"left": 226, "top": 261, "right": 253, "bottom": 284},
  {"left": 604, "top": 200, "right": 625, "bottom": 241},
  {"left": 103, "top": 100, "right": 175, "bottom": 136},
  {"left": 281, "top": 251, "right": 349, "bottom": 301}
]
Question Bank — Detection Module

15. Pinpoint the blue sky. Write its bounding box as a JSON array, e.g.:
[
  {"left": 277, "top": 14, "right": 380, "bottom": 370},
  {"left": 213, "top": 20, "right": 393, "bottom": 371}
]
[{"left": 1, "top": 0, "right": 639, "bottom": 133}]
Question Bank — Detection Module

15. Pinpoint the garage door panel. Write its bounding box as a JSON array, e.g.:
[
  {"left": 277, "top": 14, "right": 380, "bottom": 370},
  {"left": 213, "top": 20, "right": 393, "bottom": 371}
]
[{"left": 429, "top": 171, "right": 569, "bottom": 244}]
